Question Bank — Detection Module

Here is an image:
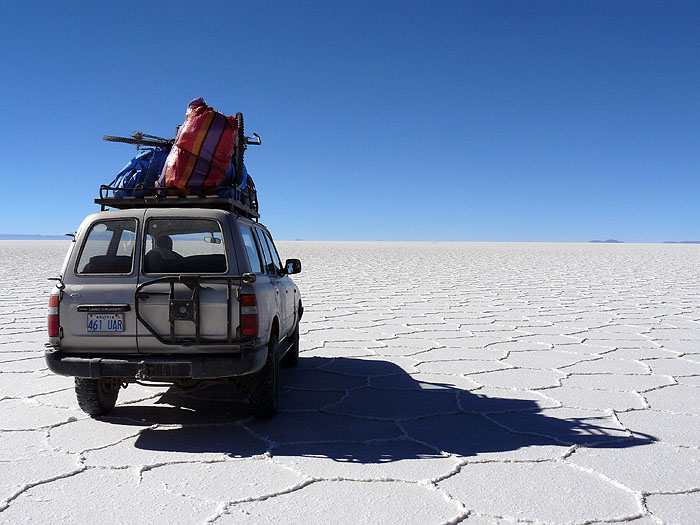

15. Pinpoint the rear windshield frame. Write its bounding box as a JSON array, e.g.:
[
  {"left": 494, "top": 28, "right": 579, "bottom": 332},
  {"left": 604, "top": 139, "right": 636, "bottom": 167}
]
[
  {"left": 141, "top": 216, "right": 230, "bottom": 275},
  {"left": 74, "top": 218, "right": 139, "bottom": 276}
]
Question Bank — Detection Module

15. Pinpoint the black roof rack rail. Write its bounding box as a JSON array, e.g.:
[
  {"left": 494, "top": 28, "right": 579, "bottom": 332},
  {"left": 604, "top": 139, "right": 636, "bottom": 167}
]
[{"left": 95, "top": 185, "right": 259, "bottom": 219}]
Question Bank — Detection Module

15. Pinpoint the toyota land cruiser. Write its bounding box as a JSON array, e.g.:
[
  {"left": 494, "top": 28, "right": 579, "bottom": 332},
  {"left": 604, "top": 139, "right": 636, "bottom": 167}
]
[{"left": 45, "top": 202, "right": 302, "bottom": 419}]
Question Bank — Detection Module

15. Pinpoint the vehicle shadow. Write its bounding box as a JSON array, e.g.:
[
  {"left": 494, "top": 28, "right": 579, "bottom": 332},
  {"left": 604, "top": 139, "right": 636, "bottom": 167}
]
[{"left": 105, "top": 357, "right": 657, "bottom": 460}]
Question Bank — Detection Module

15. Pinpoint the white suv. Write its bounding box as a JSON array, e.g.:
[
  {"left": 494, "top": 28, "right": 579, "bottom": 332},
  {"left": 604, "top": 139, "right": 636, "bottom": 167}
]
[{"left": 46, "top": 205, "right": 302, "bottom": 419}]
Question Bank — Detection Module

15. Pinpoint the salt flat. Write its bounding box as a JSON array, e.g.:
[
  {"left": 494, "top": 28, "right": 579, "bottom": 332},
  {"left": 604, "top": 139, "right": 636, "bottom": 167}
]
[{"left": 1, "top": 240, "right": 699, "bottom": 524}]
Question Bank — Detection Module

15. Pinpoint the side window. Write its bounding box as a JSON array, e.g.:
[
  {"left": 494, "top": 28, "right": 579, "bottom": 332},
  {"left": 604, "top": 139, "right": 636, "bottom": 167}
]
[
  {"left": 144, "top": 218, "right": 227, "bottom": 274},
  {"left": 262, "top": 231, "right": 282, "bottom": 270},
  {"left": 239, "top": 224, "right": 263, "bottom": 273},
  {"left": 254, "top": 228, "right": 274, "bottom": 273},
  {"left": 76, "top": 219, "right": 137, "bottom": 274}
]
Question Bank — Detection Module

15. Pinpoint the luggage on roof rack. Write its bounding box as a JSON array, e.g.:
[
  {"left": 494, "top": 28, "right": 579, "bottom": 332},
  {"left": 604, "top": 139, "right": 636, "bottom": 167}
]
[
  {"left": 100, "top": 99, "right": 262, "bottom": 218},
  {"left": 109, "top": 147, "right": 169, "bottom": 198},
  {"left": 158, "top": 98, "right": 237, "bottom": 194}
]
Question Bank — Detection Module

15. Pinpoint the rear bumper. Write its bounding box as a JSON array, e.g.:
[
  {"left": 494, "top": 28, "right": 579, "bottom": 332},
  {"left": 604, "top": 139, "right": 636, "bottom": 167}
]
[{"left": 44, "top": 346, "right": 267, "bottom": 380}]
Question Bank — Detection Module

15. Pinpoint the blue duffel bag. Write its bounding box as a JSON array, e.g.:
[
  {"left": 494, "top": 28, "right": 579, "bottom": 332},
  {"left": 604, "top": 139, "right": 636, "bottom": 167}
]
[
  {"left": 216, "top": 161, "right": 249, "bottom": 197},
  {"left": 228, "top": 161, "right": 249, "bottom": 191},
  {"left": 111, "top": 148, "right": 168, "bottom": 198}
]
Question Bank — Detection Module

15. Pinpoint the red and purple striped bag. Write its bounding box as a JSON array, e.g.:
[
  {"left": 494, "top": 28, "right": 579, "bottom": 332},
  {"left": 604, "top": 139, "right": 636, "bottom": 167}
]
[{"left": 158, "top": 98, "right": 238, "bottom": 194}]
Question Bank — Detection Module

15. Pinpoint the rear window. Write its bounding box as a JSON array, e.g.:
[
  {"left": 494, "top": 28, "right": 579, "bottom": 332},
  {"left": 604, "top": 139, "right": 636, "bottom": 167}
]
[
  {"left": 144, "top": 218, "right": 227, "bottom": 274},
  {"left": 76, "top": 219, "right": 137, "bottom": 275}
]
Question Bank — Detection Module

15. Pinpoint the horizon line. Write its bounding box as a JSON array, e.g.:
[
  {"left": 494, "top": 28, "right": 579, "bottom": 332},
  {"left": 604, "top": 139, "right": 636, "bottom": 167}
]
[{"left": 2, "top": 234, "right": 700, "bottom": 245}]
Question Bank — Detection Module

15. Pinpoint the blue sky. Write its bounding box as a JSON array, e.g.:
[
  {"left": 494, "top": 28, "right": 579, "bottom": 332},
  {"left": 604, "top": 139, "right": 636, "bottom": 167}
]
[{"left": 1, "top": 1, "right": 698, "bottom": 241}]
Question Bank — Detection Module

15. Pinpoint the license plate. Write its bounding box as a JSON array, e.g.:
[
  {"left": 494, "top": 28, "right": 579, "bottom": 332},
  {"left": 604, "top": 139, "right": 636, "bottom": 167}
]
[{"left": 87, "top": 313, "right": 124, "bottom": 332}]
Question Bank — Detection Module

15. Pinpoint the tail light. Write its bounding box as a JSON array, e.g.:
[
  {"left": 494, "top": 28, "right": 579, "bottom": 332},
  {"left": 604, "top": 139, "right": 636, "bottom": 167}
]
[
  {"left": 240, "top": 293, "right": 258, "bottom": 337},
  {"left": 48, "top": 293, "right": 60, "bottom": 340}
]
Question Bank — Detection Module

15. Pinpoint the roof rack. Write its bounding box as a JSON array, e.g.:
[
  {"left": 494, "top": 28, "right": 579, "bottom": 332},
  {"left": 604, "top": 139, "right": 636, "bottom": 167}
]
[{"left": 95, "top": 184, "right": 259, "bottom": 219}]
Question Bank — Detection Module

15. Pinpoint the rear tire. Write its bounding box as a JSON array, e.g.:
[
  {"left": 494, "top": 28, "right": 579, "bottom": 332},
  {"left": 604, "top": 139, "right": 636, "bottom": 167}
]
[
  {"left": 75, "top": 378, "right": 119, "bottom": 416},
  {"left": 248, "top": 334, "right": 278, "bottom": 418},
  {"left": 280, "top": 323, "right": 299, "bottom": 368}
]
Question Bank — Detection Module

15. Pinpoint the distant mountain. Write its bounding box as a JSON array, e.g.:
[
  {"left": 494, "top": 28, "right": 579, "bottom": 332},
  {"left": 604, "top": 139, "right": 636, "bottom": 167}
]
[
  {"left": 0, "top": 234, "right": 68, "bottom": 240},
  {"left": 663, "top": 241, "right": 700, "bottom": 244},
  {"left": 589, "top": 239, "right": 624, "bottom": 243}
]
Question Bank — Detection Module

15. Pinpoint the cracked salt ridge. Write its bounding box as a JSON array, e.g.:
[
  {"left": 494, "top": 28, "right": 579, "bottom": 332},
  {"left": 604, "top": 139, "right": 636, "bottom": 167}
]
[{"left": 4, "top": 243, "right": 700, "bottom": 523}]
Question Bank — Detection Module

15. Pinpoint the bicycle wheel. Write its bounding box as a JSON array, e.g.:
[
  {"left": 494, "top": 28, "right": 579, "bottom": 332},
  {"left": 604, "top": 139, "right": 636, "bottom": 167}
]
[{"left": 233, "top": 113, "right": 245, "bottom": 187}]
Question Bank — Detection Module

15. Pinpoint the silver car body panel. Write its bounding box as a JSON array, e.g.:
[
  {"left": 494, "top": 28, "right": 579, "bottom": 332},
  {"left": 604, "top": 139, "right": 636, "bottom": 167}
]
[
  {"left": 136, "top": 209, "right": 241, "bottom": 354},
  {"left": 59, "top": 209, "right": 145, "bottom": 353},
  {"left": 56, "top": 208, "right": 298, "bottom": 360}
]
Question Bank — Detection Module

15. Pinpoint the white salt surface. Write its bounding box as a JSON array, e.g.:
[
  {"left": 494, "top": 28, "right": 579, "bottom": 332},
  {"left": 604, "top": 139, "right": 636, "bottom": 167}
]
[{"left": 1, "top": 239, "right": 700, "bottom": 524}]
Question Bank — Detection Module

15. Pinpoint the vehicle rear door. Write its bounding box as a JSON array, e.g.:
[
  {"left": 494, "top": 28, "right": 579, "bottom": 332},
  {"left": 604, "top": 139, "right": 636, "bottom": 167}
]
[
  {"left": 135, "top": 212, "right": 241, "bottom": 353},
  {"left": 60, "top": 214, "right": 142, "bottom": 354}
]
